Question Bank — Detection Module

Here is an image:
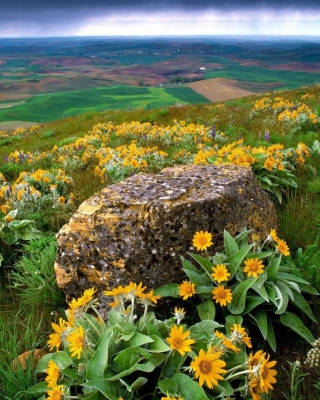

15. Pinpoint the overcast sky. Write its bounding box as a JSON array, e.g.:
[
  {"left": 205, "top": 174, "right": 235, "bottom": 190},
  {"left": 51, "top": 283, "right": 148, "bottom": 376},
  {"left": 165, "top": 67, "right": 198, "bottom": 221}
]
[{"left": 1, "top": 0, "right": 320, "bottom": 38}]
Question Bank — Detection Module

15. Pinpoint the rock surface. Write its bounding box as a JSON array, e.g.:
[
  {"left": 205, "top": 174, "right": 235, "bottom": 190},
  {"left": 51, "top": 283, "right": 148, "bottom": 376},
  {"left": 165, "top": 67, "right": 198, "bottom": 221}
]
[{"left": 54, "top": 165, "right": 278, "bottom": 304}]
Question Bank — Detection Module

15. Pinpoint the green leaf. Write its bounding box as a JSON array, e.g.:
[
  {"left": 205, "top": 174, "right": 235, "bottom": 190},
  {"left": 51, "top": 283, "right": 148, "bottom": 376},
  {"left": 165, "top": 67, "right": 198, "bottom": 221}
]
[
  {"left": 180, "top": 256, "right": 199, "bottom": 272},
  {"left": 227, "top": 278, "right": 256, "bottom": 314},
  {"left": 125, "top": 332, "right": 154, "bottom": 348},
  {"left": 158, "top": 378, "right": 179, "bottom": 396},
  {"left": 242, "top": 295, "right": 266, "bottom": 314},
  {"left": 197, "top": 285, "right": 214, "bottom": 295},
  {"left": 290, "top": 290, "right": 317, "bottom": 322},
  {"left": 188, "top": 253, "right": 214, "bottom": 276},
  {"left": 147, "top": 335, "right": 170, "bottom": 353},
  {"left": 109, "top": 352, "right": 166, "bottom": 381},
  {"left": 251, "top": 281, "right": 269, "bottom": 302},
  {"left": 224, "top": 244, "right": 254, "bottom": 278},
  {"left": 83, "top": 378, "right": 128, "bottom": 400},
  {"left": 280, "top": 312, "right": 315, "bottom": 344},
  {"left": 275, "top": 286, "right": 289, "bottom": 314},
  {"left": 36, "top": 351, "right": 72, "bottom": 373},
  {"left": 249, "top": 309, "right": 268, "bottom": 339},
  {"left": 1, "top": 232, "right": 18, "bottom": 245},
  {"left": 183, "top": 269, "right": 210, "bottom": 287},
  {"left": 266, "top": 317, "right": 277, "bottom": 352},
  {"left": 190, "top": 320, "right": 223, "bottom": 335},
  {"left": 171, "top": 373, "right": 211, "bottom": 399},
  {"left": 265, "top": 282, "right": 277, "bottom": 305},
  {"left": 266, "top": 255, "right": 281, "bottom": 281},
  {"left": 225, "top": 315, "right": 243, "bottom": 332},
  {"left": 198, "top": 300, "right": 216, "bottom": 321},
  {"left": 277, "top": 281, "right": 294, "bottom": 300},
  {"left": 224, "top": 229, "right": 239, "bottom": 257},
  {"left": 119, "top": 376, "right": 148, "bottom": 392},
  {"left": 25, "top": 381, "right": 48, "bottom": 396},
  {"left": 154, "top": 283, "right": 179, "bottom": 298},
  {"left": 299, "top": 283, "right": 319, "bottom": 295},
  {"left": 86, "top": 328, "right": 115, "bottom": 381},
  {"left": 277, "top": 272, "right": 312, "bottom": 286}
]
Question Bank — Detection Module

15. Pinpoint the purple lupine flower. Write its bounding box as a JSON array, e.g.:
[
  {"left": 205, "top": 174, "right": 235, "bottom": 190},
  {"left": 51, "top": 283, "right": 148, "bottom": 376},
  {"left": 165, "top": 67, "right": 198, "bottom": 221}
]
[
  {"left": 264, "top": 130, "right": 270, "bottom": 141},
  {"left": 211, "top": 125, "right": 216, "bottom": 139}
]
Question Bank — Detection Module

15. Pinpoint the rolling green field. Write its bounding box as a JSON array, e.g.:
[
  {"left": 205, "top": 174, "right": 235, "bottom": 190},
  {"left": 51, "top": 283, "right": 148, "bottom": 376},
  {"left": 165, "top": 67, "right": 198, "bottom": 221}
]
[
  {"left": 205, "top": 63, "right": 320, "bottom": 89},
  {"left": 0, "top": 86, "right": 209, "bottom": 123}
]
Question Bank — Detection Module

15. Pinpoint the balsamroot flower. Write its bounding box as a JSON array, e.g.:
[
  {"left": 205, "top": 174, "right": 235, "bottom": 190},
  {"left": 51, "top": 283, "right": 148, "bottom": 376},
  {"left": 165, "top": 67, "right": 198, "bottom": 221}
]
[
  {"left": 192, "top": 230, "right": 213, "bottom": 251},
  {"left": 276, "top": 239, "right": 290, "bottom": 256},
  {"left": 243, "top": 258, "right": 265, "bottom": 278},
  {"left": 212, "top": 285, "right": 232, "bottom": 306},
  {"left": 67, "top": 325, "right": 86, "bottom": 359},
  {"left": 179, "top": 280, "right": 196, "bottom": 300},
  {"left": 190, "top": 349, "right": 227, "bottom": 388},
  {"left": 211, "top": 264, "right": 230, "bottom": 283},
  {"left": 166, "top": 325, "right": 195, "bottom": 356},
  {"left": 45, "top": 360, "right": 61, "bottom": 389}
]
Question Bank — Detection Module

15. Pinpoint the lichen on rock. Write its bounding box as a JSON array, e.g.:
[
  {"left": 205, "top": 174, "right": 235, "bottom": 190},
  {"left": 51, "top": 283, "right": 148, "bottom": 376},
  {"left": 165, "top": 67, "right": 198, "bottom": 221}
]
[{"left": 54, "top": 164, "right": 278, "bottom": 307}]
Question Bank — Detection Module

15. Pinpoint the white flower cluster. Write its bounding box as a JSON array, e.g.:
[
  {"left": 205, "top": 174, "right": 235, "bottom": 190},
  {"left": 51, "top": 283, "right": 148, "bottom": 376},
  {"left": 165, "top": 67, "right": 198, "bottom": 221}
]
[{"left": 305, "top": 338, "right": 320, "bottom": 368}]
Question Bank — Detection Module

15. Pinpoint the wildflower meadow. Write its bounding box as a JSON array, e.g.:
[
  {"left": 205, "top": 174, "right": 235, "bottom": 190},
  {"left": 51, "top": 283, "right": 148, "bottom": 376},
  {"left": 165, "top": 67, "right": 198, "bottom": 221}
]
[{"left": 0, "top": 84, "right": 320, "bottom": 399}]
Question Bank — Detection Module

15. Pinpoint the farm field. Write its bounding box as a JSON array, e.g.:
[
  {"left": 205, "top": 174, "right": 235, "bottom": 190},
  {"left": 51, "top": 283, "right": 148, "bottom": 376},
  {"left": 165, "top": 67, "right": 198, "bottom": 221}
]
[{"left": 0, "top": 36, "right": 319, "bottom": 125}]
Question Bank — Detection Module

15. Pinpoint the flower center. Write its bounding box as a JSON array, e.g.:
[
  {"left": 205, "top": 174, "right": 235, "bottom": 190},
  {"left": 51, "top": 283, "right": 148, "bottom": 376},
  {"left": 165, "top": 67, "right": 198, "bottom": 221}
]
[
  {"left": 198, "top": 237, "right": 208, "bottom": 245},
  {"left": 250, "top": 263, "right": 258, "bottom": 271},
  {"left": 262, "top": 366, "right": 269, "bottom": 379},
  {"left": 173, "top": 338, "right": 183, "bottom": 348},
  {"left": 199, "top": 360, "right": 212, "bottom": 374},
  {"left": 218, "top": 290, "right": 226, "bottom": 299},
  {"left": 76, "top": 337, "right": 84, "bottom": 348}
]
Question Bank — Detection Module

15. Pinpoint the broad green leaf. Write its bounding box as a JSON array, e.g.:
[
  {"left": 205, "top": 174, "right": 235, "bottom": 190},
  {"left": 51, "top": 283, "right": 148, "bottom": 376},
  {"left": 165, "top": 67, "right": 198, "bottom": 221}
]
[
  {"left": 299, "top": 283, "right": 319, "bottom": 295},
  {"left": 210, "top": 253, "right": 227, "bottom": 265},
  {"left": 266, "top": 255, "right": 281, "bottom": 281},
  {"left": 251, "top": 281, "right": 269, "bottom": 302},
  {"left": 180, "top": 256, "right": 199, "bottom": 272},
  {"left": 198, "top": 300, "right": 216, "bottom": 321},
  {"left": 197, "top": 285, "right": 214, "bottom": 295},
  {"left": 36, "top": 351, "right": 72, "bottom": 373},
  {"left": 215, "top": 379, "right": 235, "bottom": 397},
  {"left": 1, "top": 232, "right": 18, "bottom": 245},
  {"left": 227, "top": 278, "right": 256, "bottom": 314},
  {"left": 190, "top": 320, "right": 223, "bottom": 335},
  {"left": 249, "top": 309, "right": 268, "bottom": 339},
  {"left": 147, "top": 335, "right": 170, "bottom": 353},
  {"left": 234, "top": 228, "right": 251, "bottom": 247},
  {"left": 183, "top": 269, "right": 210, "bottom": 287},
  {"left": 225, "top": 315, "right": 243, "bottom": 332},
  {"left": 119, "top": 376, "right": 148, "bottom": 392},
  {"left": 277, "top": 272, "right": 312, "bottom": 286},
  {"left": 275, "top": 286, "right": 289, "bottom": 314},
  {"left": 109, "top": 352, "right": 166, "bottom": 381},
  {"left": 224, "top": 244, "right": 254, "bottom": 278},
  {"left": 264, "top": 282, "right": 277, "bottom": 305},
  {"left": 171, "top": 373, "right": 211, "bottom": 399},
  {"left": 277, "top": 281, "right": 294, "bottom": 301},
  {"left": 154, "top": 283, "right": 179, "bottom": 298},
  {"left": 266, "top": 317, "right": 277, "bottom": 352},
  {"left": 242, "top": 296, "right": 266, "bottom": 315},
  {"left": 281, "top": 280, "right": 301, "bottom": 294},
  {"left": 254, "top": 251, "right": 274, "bottom": 259},
  {"left": 8, "top": 219, "right": 35, "bottom": 229},
  {"left": 83, "top": 378, "right": 128, "bottom": 400},
  {"left": 107, "top": 310, "right": 127, "bottom": 326},
  {"left": 126, "top": 332, "right": 154, "bottom": 348},
  {"left": 188, "top": 253, "right": 214, "bottom": 276},
  {"left": 158, "top": 378, "right": 179, "bottom": 396},
  {"left": 290, "top": 290, "right": 317, "bottom": 322},
  {"left": 280, "top": 312, "right": 315, "bottom": 344},
  {"left": 224, "top": 229, "right": 239, "bottom": 257},
  {"left": 86, "top": 328, "right": 115, "bottom": 381},
  {"left": 25, "top": 381, "right": 48, "bottom": 396}
]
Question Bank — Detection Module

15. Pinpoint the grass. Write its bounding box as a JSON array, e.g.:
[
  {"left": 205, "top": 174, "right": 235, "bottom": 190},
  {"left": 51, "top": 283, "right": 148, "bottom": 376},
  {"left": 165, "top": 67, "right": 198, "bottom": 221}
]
[
  {"left": 0, "top": 86, "right": 209, "bottom": 123},
  {"left": 205, "top": 63, "right": 320, "bottom": 90},
  {"left": 0, "top": 83, "right": 319, "bottom": 399}
]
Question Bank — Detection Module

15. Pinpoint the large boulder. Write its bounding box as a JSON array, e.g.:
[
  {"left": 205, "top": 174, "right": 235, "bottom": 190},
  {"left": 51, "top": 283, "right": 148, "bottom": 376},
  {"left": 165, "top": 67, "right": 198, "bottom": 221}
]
[{"left": 54, "top": 165, "right": 278, "bottom": 305}]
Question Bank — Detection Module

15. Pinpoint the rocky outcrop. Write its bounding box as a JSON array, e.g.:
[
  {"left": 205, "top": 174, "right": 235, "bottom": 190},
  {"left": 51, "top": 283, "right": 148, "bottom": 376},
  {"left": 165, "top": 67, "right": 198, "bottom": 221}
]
[{"left": 54, "top": 165, "right": 278, "bottom": 304}]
